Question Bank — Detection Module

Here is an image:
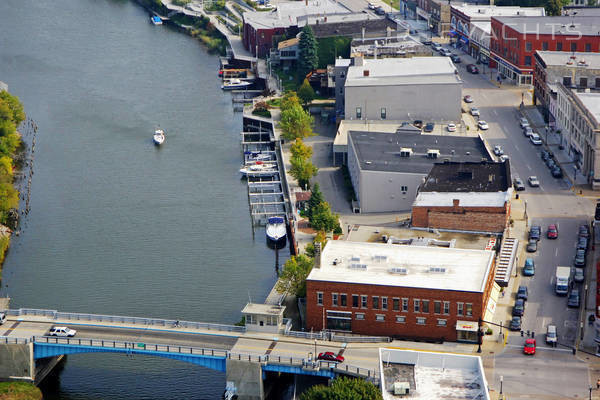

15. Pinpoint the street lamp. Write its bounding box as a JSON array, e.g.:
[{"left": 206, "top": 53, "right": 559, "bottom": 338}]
[
  {"left": 314, "top": 338, "right": 317, "bottom": 358},
  {"left": 477, "top": 317, "right": 482, "bottom": 353},
  {"left": 500, "top": 375, "right": 503, "bottom": 395},
  {"left": 589, "top": 385, "right": 592, "bottom": 400}
]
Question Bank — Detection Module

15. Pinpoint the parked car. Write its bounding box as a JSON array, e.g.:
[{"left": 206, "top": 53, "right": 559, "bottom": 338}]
[
  {"left": 528, "top": 176, "right": 540, "bottom": 187},
  {"left": 48, "top": 326, "right": 77, "bottom": 337},
  {"left": 519, "top": 117, "right": 530, "bottom": 129},
  {"left": 574, "top": 248, "right": 586, "bottom": 267},
  {"left": 513, "top": 177, "right": 525, "bottom": 191},
  {"left": 0, "top": 312, "right": 5, "bottom": 325},
  {"left": 317, "top": 352, "right": 345, "bottom": 363},
  {"left": 478, "top": 120, "right": 489, "bottom": 130},
  {"left": 494, "top": 145, "right": 504, "bottom": 156},
  {"left": 523, "top": 338, "right": 536, "bottom": 355},
  {"left": 512, "top": 299, "right": 525, "bottom": 316},
  {"left": 546, "top": 158, "right": 556, "bottom": 169},
  {"left": 547, "top": 224, "right": 558, "bottom": 239},
  {"left": 551, "top": 167, "right": 563, "bottom": 178},
  {"left": 450, "top": 54, "right": 461, "bottom": 63},
  {"left": 567, "top": 289, "right": 580, "bottom": 308},
  {"left": 368, "top": 2, "right": 376, "bottom": 9},
  {"left": 541, "top": 150, "right": 550, "bottom": 161},
  {"left": 529, "top": 226, "right": 541, "bottom": 241},
  {"left": 574, "top": 267, "right": 585, "bottom": 283},
  {"left": 466, "top": 64, "right": 479, "bottom": 74},
  {"left": 523, "top": 127, "right": 534, "bottom": 137},
  {"left": 422, "top": 39, "right": 433, "bottom": 46},
  {"left": 530, "top": 133, "right": 542, "bottom": 145},
  {"left": 432, "top": 43, "right": 443, "bottom": 51},
  {"left": 447, "top": 123, "right": 457, "bottom": 132},
  {"left": 500, "top": 154, "right": 509, "bottom": 162},
  {"left": 509, "top": 316, "right": 522, "bottom": 331},
  {"left": 577, "top": 236, "right": 588, "bottom": 251},
  {"left": 470, "top": 107, "right": 480, "bottom": 117},
  {"left": 413, "top": 120, "right": 424, "bottom": 129},
  {"left": 424, "top": 122, "right": 435, "bottom": 132},
  {"left": 579, "top": 224, "right": 590, "bottom": 238},
  {"left": 464, "top": 95, "right": 474, "bottom": 103},
  {"left": 526, "top": 239, "right": 537, "bottom": 253},
  {"left": 375, "top": 7, "right": 386, "bottom": 15},
  {"left": 440, "top": 49, "right": 452, "bottom": 57},
  {"left": 546, "top": 324, "right": 557, "bottom": 345},
  {"left": 523, "top": 258, "right": 535, "bottom": 276},
  {"left": 517, "top": 285, "right": 529, "bottom": 301}
]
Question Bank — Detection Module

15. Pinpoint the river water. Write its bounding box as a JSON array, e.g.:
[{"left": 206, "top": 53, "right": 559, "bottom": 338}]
[{"left": 0, "top": 0, "right": 281, "bottom": 398}]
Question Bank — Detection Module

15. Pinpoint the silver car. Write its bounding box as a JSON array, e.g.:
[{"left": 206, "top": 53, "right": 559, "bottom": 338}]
[
  {"left": 528, "top": 176, "right": 540, "bottom": 187},
  {"left": 520, "top": 117, "right": 530, "bottom": 129}
]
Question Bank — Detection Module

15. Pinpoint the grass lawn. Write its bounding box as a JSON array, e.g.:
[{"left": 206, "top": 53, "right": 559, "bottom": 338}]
[{"left": 0, "top": 382, "right": 42, "bottom": 400}]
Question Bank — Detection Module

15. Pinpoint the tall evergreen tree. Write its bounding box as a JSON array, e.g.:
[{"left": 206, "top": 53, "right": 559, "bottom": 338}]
[
  {"left": 306, "top": 183, "right": 324, "bottom": 220},
  {"left": 298, "top": 26, "right": 319, "bottom": 79}
]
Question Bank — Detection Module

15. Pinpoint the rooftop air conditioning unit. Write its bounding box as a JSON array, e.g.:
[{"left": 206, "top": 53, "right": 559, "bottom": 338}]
[{"left": 393, "top": 382, "right": 410, "bottom": 395}]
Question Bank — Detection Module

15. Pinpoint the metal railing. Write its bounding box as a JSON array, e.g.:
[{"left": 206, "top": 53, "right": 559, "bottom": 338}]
[
  {"left": 331, "top": 334, "right": 391, "bottom": 343},
  {"left": 284, "top": 330, "right": 325, "bottom": 340},
  {"left": 6, "top": 308, "right": 246, "bottom": 333}
]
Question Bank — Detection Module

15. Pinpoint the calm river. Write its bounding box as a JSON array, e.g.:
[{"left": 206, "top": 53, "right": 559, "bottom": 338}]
[{"left": 0, "top": 0, "right": 280, "bottom": 398}]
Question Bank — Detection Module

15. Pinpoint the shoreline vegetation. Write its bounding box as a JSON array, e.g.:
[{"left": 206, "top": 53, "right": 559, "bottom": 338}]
[
  {"left": 0, "top": 382, "right": 42, "bottom": 400},
  {"left": 132, "top": 0, "right": 229, "bottom": 54}
]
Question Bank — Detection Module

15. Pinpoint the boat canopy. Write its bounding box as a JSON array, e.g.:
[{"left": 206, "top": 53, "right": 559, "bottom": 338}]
[
  {"left": 152, "top": 16, "right": 162, "bottom": 22},
  {"left": 268, "top": 216, "right": 285, "bottom": 224}
]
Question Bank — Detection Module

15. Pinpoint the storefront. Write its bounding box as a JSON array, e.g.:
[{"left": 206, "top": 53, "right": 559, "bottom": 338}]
[
  {"left": 479, "top": 48, "right": 490, "bottom": 64},
  {"left": 469, "top": 42, "right": 479, "bottom": 60},
  {"left": 493, "top": 55, "right": 533, "bottom": 86},
  {"left": 326, "top": 310, "right": 352, "bottom": 331},
  {"left": 456, "top": 320, "right": 479, "bottom": 342}
]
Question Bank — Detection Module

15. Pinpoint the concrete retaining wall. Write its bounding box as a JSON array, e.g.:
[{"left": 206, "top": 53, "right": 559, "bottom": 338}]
[
  {"left": 0, "top": 343, "right": 34, "bottom": 382},
  {"left": 226, "top": 359, "right": 264, "bottom": 400}
]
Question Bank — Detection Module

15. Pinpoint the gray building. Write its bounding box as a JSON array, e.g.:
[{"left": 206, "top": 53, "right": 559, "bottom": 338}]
[
  {"left": 344, "top": 57, "right": 462, "bottom": 122},
  {"left": 334, "top": 58, "right": 351, "bottom": 119},
  {"left": 347, "top": 130, "right": 492, "bottom": 213}
]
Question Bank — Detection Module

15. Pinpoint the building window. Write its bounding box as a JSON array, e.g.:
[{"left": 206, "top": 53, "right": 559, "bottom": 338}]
[
  {"left": 443, "top": 301, "right": 450, "bottom": 315},
  {"left": 402, "top": 298, "right": 408, "bottom": 312},
  {"left": 571, "top": 42, "right": 577, "bottom": 52},
  {"left": 361, "top": 295, "right": 368, "bottom": 308},
  {"left": 381, "top": 108, "right": 386, "bottom": 119},
  {"left": 596, "top": 78, "right": 600, "bottom": 88},
  {"left": 524, "top": 56, "right": 531, "bottom": 66},
  {"left": 317, "top": 292, "right": 323, "bottom": 306},
  {"left": 422, "top": 300, "right": 430, "bottom": 313},
  {"left": 396, "top": 315, "right": 406, "bottom": 323},
  {"left": 580, "top": 77, "right": 588, "bottom": 88},
  {"left": 416, "top": 317, "right": 426, "bottom": 325},
  {"left": 466, "top": 303, "right": 473, "bottom": 317},
  {"left": 414, "top": 299, "right": 420, "bottom": 313},
  {"left": 356, "top": 107, "right": 362, "bottom": 119},
  {"left": 557, "top": 42, "right": 563, "bottom": 51},
  {"left": 542, "top": 41, "right": 548, "bottom": 51},
  {"left": 382, "top": 297, "right": 388, "bottom": 310},
  {"left": 393, "top": 298, "right": 400, "bottom": 311},
  {"left": 586, "top": 43, "right": 592, "bottom": 52},
  {"left": 525, "top": 41, "right": 532, "bottom": 51},
  {"left": 401, "top": 185, "right": 408, "bottom": 193},
  {"left": 340, "top": 294, "right": 347, "bottom": 307},
  {"left": 434, "top": 301, "right": 441, "bottom": 314},
  {"left": 376, "top": 314, "right": 385, "bottom": 322},
  {"left": 457, "top": 302, "right": 464, "bottom": 316},
  {"left": 437, "top": 319, "right": 447, "bottom": 326},
  {"left": 563, "top": 76, "right": 572, "bottom": 86},
  {"left": 356, "top": 312, "right": 365, "bottom": 320},
  {"left": 373, "top": 296, "right": 380, "bottom": 309},
  {"left": 352, "top": 294, "right": 359, "bottom": 307}
]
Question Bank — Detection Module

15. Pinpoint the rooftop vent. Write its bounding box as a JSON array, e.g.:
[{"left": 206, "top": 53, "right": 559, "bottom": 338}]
[
  {"left": 373, "top": 255, "right": 388, "bottom": 262},
  {"left": 389, "top": 267, "right": 408, "bottom": 274},
  {"left": 429, "top": 266, "right": 446, "bottom": 273},
  {"left": 427, "top": 149, "right": 440, "bottom": 159},
  {"left": 363, "top": 69, "right": 370, "bottom": 77},
  {"left": 400, "top": 147, "right": 413, "bottom": 157},
  {"left": 349, "top": 263, "right": 367, "bottom": 270},
  {"left": 350, "top": 256, "right": 360, "bottom": 262}
]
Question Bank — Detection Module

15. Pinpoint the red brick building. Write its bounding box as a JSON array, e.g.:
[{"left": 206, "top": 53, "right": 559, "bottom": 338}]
[
  {"left": 305, "top": 240, "right": 497, "bottom": 342},
  {"left": 411, "top": 161, "right": 512, "bottom": 233},
  {"left": 490, "top": 16, "right": 600, "bottom": 85}
]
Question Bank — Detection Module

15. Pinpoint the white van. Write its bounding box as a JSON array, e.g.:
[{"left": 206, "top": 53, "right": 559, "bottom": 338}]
[
  {"left": 0, "top": 312, "right": 5, "bottom": 325},
  {"left": 546, "top": 324, "right": 557, "bottom": 345}
]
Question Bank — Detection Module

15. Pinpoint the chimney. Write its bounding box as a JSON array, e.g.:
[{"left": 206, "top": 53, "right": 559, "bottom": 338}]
[
  {"left": 453, "top": 199, "right": 460, "bottom": 208},
  {"left": 324, "top": 16, "right": 327, "bottom": 22},
  {"left": 363, "top": 69, "right": 370, "bottom": 77},
  {"left": 314, "top": 242, "right": 322, "bottom": 268}
]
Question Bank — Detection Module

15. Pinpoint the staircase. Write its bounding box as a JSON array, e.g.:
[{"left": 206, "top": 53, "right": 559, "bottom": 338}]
[{"left": 494, "top": 237, "right": 518, "bottom": 287}]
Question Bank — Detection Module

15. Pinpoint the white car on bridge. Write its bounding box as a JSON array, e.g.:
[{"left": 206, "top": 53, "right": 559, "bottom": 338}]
[{"left": 48, "top": 326, "right": 77, "bottom": 337}]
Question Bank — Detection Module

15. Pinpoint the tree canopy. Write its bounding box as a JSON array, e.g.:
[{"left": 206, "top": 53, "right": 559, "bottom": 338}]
[
  {"left": 308, "top": 200, "right": 339, "bottom": 233},
  {"left": 290, "top": 155, "right": 318, "bottom": 190},
  {"left": 297, "top": 79, "right": 316, "bottom": 107},
  {"left": 300, "top": 377, "right": 383, "bottom": 400},
  {"left": 0, "top": 90, "right": 23, "bottom": 225},
  {"left": 279, "top": 103, "right": 314, "bottom": 140},
  {"left": 290, "top": 138, "right": 313, "bottom": 160},
  {"left": 306, "top": 183, "right": 324, "bottom": 220},
  {"left": 276, "top": 254, "right": 314, "bottom": 297},
  {"left": 298, "top": 26, "right": 319, "bottom": 78}
]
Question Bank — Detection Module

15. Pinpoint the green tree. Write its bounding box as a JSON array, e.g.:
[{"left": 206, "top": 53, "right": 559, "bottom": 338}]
[
  {"left": 304, "top": 230, "right": 327, "bottom": 258},
  {"left": 298, "top": 25, "right": 319, "bottom": 78},
  {"left": 0, "top": 91, "right": 25, "bottom": 126},
  {"left": 275, "top": 254, "right": 314, "bottom": 297},
  {"left": 279, "top": 103, "right": 314, "bottom": 140},
  {"left": 280, "top": 91, "right": 301, "bottom": 111},
  {"left": 290, "top": 138, "right": 313, "bottom": 160},
  {"left": 300, "top": 377, "right": 383, "bottom": 400},
  {"left": 309, "top": 201, "right": 338, "bottom": 233},
  {"left": 290, "top": 155, "right": 318, "bottom": 190},
  {"left": 306, "top": 182, "right": 324, "bottom": 220},
  {"left": 297, "top": 79, "right": 316, "bottom": 107},
  {"left": 544, "top": 0, "right": 569, "bottom": 15}
]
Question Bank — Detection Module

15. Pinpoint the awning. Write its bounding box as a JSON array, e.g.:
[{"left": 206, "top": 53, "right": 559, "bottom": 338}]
[
  {"left": 459, "top": 37, "right": 469, "bottom": 45},
  {"left": 448, "top": 30, "right": 457, "bottom": 37},
  {"left": 456, "top": 320, "right": 478, "bottom": 332},
  {"left": 480, "top": 48, "right": 490, "bottom": 57},
  {"left": 484, "top": 282, "right": 501, "bottom": 323}
]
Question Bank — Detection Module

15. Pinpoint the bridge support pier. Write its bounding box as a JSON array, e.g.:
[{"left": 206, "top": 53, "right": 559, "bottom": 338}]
[
  {"left": 0, "top": 342, "right": 34, "bottom": 382},
  {"left": 226, "top": 359, "right": 264, "bottom": 400}
]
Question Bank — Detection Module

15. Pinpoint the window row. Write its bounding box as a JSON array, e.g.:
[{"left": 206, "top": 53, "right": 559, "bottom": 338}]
[
  {"left": 354, "top": 312, "right": 448, "bottom": 326},
  {"left": 355, "top": 107, "right": 387, "bottom": 119},
  {"left": 316, "top": 292, "right": 473, "bottom": 316}
]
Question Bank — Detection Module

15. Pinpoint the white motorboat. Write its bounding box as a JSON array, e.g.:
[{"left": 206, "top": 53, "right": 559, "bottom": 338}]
[
  {"left": 244, "top": 151, "right": 272, "bottom": 162},
  {"left": 151, "top": 15, "right": 163, "bottom": 25},
  {"left": 266, "top": 216, "right": 287, "bottom": 243},
  {"left": 221, "top": 78, "right": 252, "bottom": 90},
  {"left": 153, "top": 129, "right": 165, "bottom": 145},
  {"left": 239, "top": 161, "right": 277, "bottom": 177}
]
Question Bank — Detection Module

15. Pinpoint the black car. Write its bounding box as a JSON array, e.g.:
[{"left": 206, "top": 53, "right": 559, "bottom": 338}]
[
  {"left": 512, "top": 299, "right": 525, "bottom": 316},
  {"left": 577, "top": 236, "right": 588, "bottom": 251},
  {"left": 526, "top": 239, "right": 537, "bottom": 252},
  {"left": 375, "top": 6, "right": 385, "bottom": 15},
  {"left": 541, "top": 150, "right": 550, "bottom": 161},
  {"left": 509, "top": 316, "right": 522, "bottom": 331},
  {"left": 551, "top": 167, "right": 563, "bottom": 178},
  {"left": 579, "top": 224, "right": 590, "bottom": 238},
  {"left": 529, "top": 226, "right": 541, "bottom": 241},
  {"left": 424, "top": 123, "right": 435, "bottom": 132},
  {"left": 517, "top": 285, "right": 529, "bottom": 301},
  {"left": 466, "top": 64, "right": 479, "bottom": 74},
  {"left": 567, "top": 289, "right": 580, "bottom": 308},
  {"left": 546, "top": 158, "right": 556, "bottom": 169},
  {"left": 450, "top": 54, "right": 461, "bottom": 63},
  {"left": 422, "top": 40, "right": 433, "bottom": 46},
  {"left": 574, "top": 248, "right": 586, "bottom": 267},
  {"left": 413, "top": 120, "right": 424, "bottom": 129}
]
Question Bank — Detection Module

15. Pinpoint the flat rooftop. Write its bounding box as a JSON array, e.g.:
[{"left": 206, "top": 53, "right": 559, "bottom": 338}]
[
  {"left": 298, "top": 12, "right": 379, "bottom": 26},
  {"left": 345, "top": 57, "right": 460, "bottom": 87},
  {"left": 380, "top": 349, "right": 490, "bottom": 400},
  {"left": 244, "top": 0, "right": 349, "bottom": 29},
  {"left": 421, "top": 161, "right": 511, "bottom": 192},
  {"left": 349, "top": 131, "right": 491, "bottom": 174},
  {"left": 452, "top": 4, "right": 544, "bottom": 19},
  {"left": 307, "top": 240, "right": 494, "bottom": 292},
  {"left": 493, "top": 16, "right": 600, "bottom": 36},
  {"left": 576, "top": 92, "right": 600, "bottom": 125},
  {"left": 242, "top": 303, "right": 285, "bottom": 316},
  {"left": 536, "top": 51, "right": 600, "bottom": 70}
]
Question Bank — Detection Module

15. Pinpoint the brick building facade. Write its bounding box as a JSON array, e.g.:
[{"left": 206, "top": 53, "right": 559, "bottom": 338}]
[
  {"left": 412, "top": 200, "right": 509, "bottom": 233},
  {"left": 305, "top": 241, "right": 497, "bottom": 342}
]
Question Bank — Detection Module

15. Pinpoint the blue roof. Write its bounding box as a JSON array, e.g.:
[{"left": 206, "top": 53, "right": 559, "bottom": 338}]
[{"left": 152, "top": 16, "right": 162, "bottom": 22}]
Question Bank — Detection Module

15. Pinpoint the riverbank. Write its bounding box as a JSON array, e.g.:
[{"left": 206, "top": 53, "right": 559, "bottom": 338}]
[{"left": 0, "top": 382, "right": 42, "bottom": 400}]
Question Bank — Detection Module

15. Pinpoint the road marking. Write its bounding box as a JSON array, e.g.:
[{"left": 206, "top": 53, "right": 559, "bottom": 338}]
[
  {"left": 265, "top": 341, "right": 277, "bottom": 355},
  {"left": 505, "top": 344, "right": 572, "bottom": 353},
  {"left": 555, "top": 248, "right": 559, "bottom": 257},
  {"left": 1, "top": 321, "right": 20, "bottom": 336},
  {"left": 526, "top": 164, "right": 531, "bottom": 171},
  {"left": 493, "top": 110, "right": 498, "bottom": 115}
]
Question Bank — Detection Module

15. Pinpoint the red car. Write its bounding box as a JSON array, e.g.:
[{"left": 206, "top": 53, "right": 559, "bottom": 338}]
[
  {"left": 547, "top": 224, "right": 558, "bottom": 239},
  {"left": 523, "top": 338, "right": 536, "bottom": 355},
  {"left": 317, "top": 352, "right": 344, "bottom": 363}
]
